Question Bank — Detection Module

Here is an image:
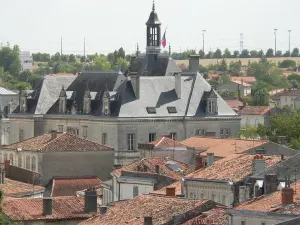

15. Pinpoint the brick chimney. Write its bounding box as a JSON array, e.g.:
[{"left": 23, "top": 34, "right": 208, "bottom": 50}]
[
  {"left": 282, "top": 187, "right": 294, "bottom": 205},
  {"left": 166, "top": 187, "right": 176, "bottom": 197},
  {"left": 189, "top": 55, "right": 200, "bottom": 72},
  {"left": 43, "top": 198, "right": 52, "bottom": 216},
  {"left": 51, "top": 130, "right": 57, "bottom": 140},
  {"left": 84, "top": 189, "right": 98, "bottom": 214},
  {"left": 207, "top": 152, "right": 214, "bottom": 166},
  {"left": 144, "top": 217, "right": 153, "bottom": 225},
  {"left": 195, "top": 154, "right": 204, "bottom": 170}
]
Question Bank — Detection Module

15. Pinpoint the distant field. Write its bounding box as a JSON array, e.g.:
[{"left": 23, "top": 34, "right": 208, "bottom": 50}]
[{"left": 176, "top": 57, "right": 300, "bottom": 67}]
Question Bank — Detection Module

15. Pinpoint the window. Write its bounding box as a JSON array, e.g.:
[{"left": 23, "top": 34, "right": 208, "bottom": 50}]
[
  {"left": 58, "top": 125, "right": 64, "bottom": 132},
  {"left": 211, "top": 194, "right": 215, "bottom": 201},
  {"left": 241, "top": 221, "right": 245, "bottom": 225},
  {"left": 149, "top": 133, "right": 156, "bottom": 142},
  {"left": 18, "top": 155, "right": 22, "bottom": 168},
  {"left": 167, "top": 107, "right": 177, "bottom": 114},
  {"left": 222, "top": 195, "right": 226, "bottom": 204},
  {"left": 82, "top": 126, "right": 88, "bottom": 138},
  {"left": 102, "top": 133, "right": 107, "bottom": 145},
  {"left": 59, "top": 99, "right": 64, "bottom": 113},
  {"left": 9, "top": 153, "right": 14, "bottom": 165},
  {"left": 133, "top": 186, "right": 139, "bottom": 197},
  {"left": 32, "top": 156, "right": 36, "bottom": 171},
  {"left": 4, "top": 153, "right": 7, "bottom": 161},
  {"left": 208, "top": 100, "right": 213, "bottom": 113},
  {"left": 170, "top": 132, "right": 177, "bottom": 140},
  {"left": 196, "top": 129, "right": 206, "bottom": 136},
  {"left": 146, "top": 107, "right": 156, "bottom": 114},
  {"left": 19, "top": 129, "right": 24, "bottom": 141},
  {"left": 67, "top": 127, "right": 79, "bottom": 136},
  {"left": 200, "top": 193, "right": 204, "bottom": 199},
  {"left": 127, "top": 134, "right": 135, "bottom": 151},
  {"left": 220, "top": 128, "right": 230, "bottom": 136},
  {"left": 220, "top": 129, "right": 224, "bottom": 135},
  {"left": 189, "top": 192, "right": 196, "bottom": 199},
  {"left": 26, "top": 156, "right": 30, "bottom": 170},
  {"left": 261, "top": 223, "right": 265, "bottom": 225}
]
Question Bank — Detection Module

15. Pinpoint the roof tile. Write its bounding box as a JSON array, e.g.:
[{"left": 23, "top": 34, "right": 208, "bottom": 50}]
[{"left": 239, "top": 106, "right": 270, "bottom": 115}]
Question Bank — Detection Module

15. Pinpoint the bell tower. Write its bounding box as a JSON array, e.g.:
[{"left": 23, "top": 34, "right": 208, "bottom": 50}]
[{"left": 146, "top": 1, "right": 161, "bottom": 54}]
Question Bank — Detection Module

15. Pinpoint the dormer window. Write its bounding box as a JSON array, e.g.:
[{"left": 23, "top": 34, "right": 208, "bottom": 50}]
[
  {"left": 102, "top": 85, "right": 111, "bottom": 116},
  {"left": 206, "top": 89, "right": 218, "bottom": 115},
  {"left": 208, "top": 100, "right": 213, "bottom": 113},
  {"left": 59, "top": 86, "right": 67, "bottom": 114},
  {"left": 19, "top": 90, "right": 27, "bottom": 113}
]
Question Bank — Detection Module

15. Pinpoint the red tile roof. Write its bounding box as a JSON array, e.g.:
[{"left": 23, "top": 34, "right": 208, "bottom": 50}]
[
  {"left": 207, "top": 73, "right": 220, "bottom": 80},
  {"left": 231, "top": 80, "right": 252, "bottom": 87},
  {"left": 150, "top": 136, "right": 191, "bottom": 148},
  {"left": 79, "top": 195, "right": 217, "bottom": 225},
  {"left": 0, "top": 178, "right": 44, "bottom": 197},
  {"left": 151, "top": 181, "right": 182, "bottom": 196},
  {"left": 112, "top": 157, "right": 195, "bottom": 180},
  {"left": 180, "top": 137, "right": 268, "bottom": 158},
  {"left": 182, "top": 206, "right": 228, "bottom": 225},
  {"left": 3, "top": 196, "right": 94, "bottom": 221},
  {"left": 51, "top": 177, "right": 102, "bottom": 197},
  {"left": 224, "top": 98, "right": 245, "bottom": 112},
  {"left": 5, "top": 132, "right": 113, "bottom": 153},
  {"left": 185, "top": 154, "right": 282, "bottom": 182},
  {"left": 239, "top": 106, "right": 270, "bottom": 115},
  {"left": 235, "top": 182, "right": 300, "bottom": 214},
  {"left": 283, "top": 71, "right": 300, "bottom": 78},
  {"left": 230, "top": 76, "right": 256, "bottom": 83}
]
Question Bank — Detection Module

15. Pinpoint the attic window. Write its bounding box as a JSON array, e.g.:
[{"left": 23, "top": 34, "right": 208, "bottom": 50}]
[
  {"left": 167, "top": 107, "right": 177, "bottom": 114},
  {"left": 146, "top": 107, "right": 156, "bottom": 114}
]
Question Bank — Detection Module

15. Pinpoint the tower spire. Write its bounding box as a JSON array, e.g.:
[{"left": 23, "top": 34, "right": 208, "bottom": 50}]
[{"left": 152, "top": 0, "right": 155, "bottom": 11}]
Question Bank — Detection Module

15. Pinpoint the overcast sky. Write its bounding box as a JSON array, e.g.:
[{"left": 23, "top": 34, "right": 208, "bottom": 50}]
[{"left": 1, "top": 0, "right": 299, "bottom": 55}]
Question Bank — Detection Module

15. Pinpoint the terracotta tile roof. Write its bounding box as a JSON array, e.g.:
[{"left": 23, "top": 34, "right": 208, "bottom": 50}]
[
  {"left": 185, "top": 154, "right": 282, "bottom": 182},
  {"left": 3, "top": 196, "right": 94, "bottom": 221},
  {"left": 112, "top": 157, "right": 195, "bottom": 180},
  {"left": 79, "top": 195, "right": 216, "bottom": 225},
  {"left": 230, "top": 76, "right": 256, "bottom": 83},
  {"left": 283, "top": 71, "right": 300, "bottom": 78},
  {"left": 235, "top": 181, "right": 300, "bottom": 214},
  {"left": 231, "top": 80, "right": 252, "bottom": 87},
  {"left": 239, "top": 106, "right": 270, "bottom": 115},
  {"left": 5, "top": 132, "right": 113, "bottom": 153},
  {"left": 51, "top": 176, "right": 101, "bottom": 197},
  {"left": 0, "top": 178, "right": 44, "bottom": 197},
  {"left": 151, "top": 181, "right": 182, "bottom": 196},
  {"left": 149, "top": 136, "right": 191, "bottom": 148},
  {"left": 182, "top": 206, "right": 228, "bottom": 225},
  {"left": 207, "top": 73, "right": 220, "bottom": 80},
  {"left": 223, "top": 98, "right": 245, "bottom": 112},
  {"left": 180, "top": 137, "right": 268, "bottom": 158}
]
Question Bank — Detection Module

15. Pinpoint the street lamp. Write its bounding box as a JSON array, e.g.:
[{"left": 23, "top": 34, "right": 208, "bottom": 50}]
[
  {"left": 274, "top": 29, "right": 278, "bottom": 55},
  {"left": 288, "top": 30, "right": 291, "bottom": 57},
  {"left": 202, "top": 30, "right": 206, "bottom": 52}
]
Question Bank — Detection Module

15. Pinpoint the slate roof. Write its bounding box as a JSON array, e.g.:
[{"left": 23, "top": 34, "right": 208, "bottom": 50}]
[
  {"left": 185, "top": 154, "right": 282, "bottom": 182},
  {"left": 48, "top": 176, "right": 102, "bottom": 197},
  {"left": 0, "top": 87, "right": 17, "bottom": 95},
  {"left": 78, "top": 195, "right": 218, "bottom": 225},
  {"left": 239, "top": 106, "right": 270, "bottom": 115},
  {"left": 180, "top": 137, "right": 268, "bottom": 157},
  {"left": 0, "top": 178, "right": 44, "bottom": 197},
  {"left": 3, "top": 196, "right": 94, "bottom": 221},
  {"left": 5, "top": 132, "right": 113, "bottom": 152},
  {"left": 112, "top": 157, "right": 195, "bottom": 180}
]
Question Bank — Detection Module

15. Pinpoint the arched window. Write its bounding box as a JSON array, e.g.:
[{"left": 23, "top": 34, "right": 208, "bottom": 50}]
[
  {"left": 18, "top": 154, "right": 22, "bottom": 168},
  {"left": 31, "top": 156, "right": 36, "bottom": 171},
  {"left": 9, "top": 153, "right": 14, "bottom": 165},
  {"left": 26, "top": 155, "right": 30, "bottom": 170},
  {"left": 4, "top": 153, "right": 8, "bottom": 161}
]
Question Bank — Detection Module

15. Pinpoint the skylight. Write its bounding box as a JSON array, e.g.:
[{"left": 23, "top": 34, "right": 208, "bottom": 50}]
[
  {"left": 167, "top": 107, "right": 177, "bottom": 114},
  {"left": 146, "top": 107, "right": 156, "bottom": 114}
]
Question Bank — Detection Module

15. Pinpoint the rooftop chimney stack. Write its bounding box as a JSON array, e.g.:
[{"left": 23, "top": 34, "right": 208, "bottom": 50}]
[
  {"left": 166, "top": 187, "right": 176, "bottom": 197},
  {"left": 43, "top": 198, "right": 52, "bottom": 216},
  {"left": 99, "top": 206, "right": 108, "bottom": 216},
  {"left": 252, "top": 155, "right": 266, "bottom": 175},
  {"left": 189, "top": 55, "right": 200, "bottom": 72},
  {"left": 144, "top": 217, "right": 153, "bottom": 225},
  {"left": 0, "top": 167, "right": 5, "bottom": 184},
  {"left": 174, "top": 73, "right": 181, "bottom": 99},
  {"left": 84, "top": 189, "right": 98, "bottom": 214},
  {"left": 195, "top": 154, "right": 204, "bottom": 170},
  {"left": 264, "top": 174, "right": 279, "bottom": 194},
  {"left": 51, "top": 130, "right": 57, "bottom": 139},
  {"left": 130, "top": 72, "right": 140, "bottom": 99},
  {"left": 206, "top": 152, "right": 214, "bottom": 167},
  {"left": 282, "top": 187, "right": 294, "bottom": 205}
]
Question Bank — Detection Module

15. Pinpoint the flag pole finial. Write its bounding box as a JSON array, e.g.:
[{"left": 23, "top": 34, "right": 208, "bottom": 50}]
[
  {"left": 152, "top": 0, "right": 155, "bottom": 11},
  {"left": 169, "top": 44, "right": 171, "bottom": 56}
]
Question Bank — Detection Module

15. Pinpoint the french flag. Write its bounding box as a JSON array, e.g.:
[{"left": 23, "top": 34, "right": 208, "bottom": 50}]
[{"left": 161, "top": 30, "right": 167, "bottom": 48}]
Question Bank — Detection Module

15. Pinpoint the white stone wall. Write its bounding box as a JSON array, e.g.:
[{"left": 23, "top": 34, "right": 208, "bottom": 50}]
[
  {"left": 241, "top": 115, "right": 265, "bottom": 127},
  {"left": 230, "top": 214, "right": 291, "bottom": 225},
  {"left": 279, "top": 95, "right": 296, "bottom": 109}
]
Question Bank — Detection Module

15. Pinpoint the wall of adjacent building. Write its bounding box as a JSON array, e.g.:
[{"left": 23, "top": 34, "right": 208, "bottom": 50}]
[
  {"left": 279, "top": 95, "right": 296, "bottom": 109},
  {"left": 241, "top": 115, "right": 265, "bottom": 127},
  {"left": 230, "top": 214, "right": 294, "bottom": 225},
  {"left": 13, "top": 219, "right": 84, "bottom": 225},
  {"left": 40, "top": 151, "right": 114, "bottom": 185},
  {"left": 8, "top": 117, "right": 34, "bottom": 144}
]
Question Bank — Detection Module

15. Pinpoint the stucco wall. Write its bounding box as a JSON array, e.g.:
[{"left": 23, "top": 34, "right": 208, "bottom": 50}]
[
  {"left": 241, "top": 115, "right": 265, "bottom": 127},
  {"left": 230, "top": 214, "right": 293, "bottom": 225},
  {"left": 119, "top": 182, "right": 153, "bottom": 200}
]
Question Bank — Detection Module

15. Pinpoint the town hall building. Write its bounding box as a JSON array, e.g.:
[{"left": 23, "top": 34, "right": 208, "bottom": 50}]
[{"left": 2, "top": 3, "right": 241, "bottom": 166}]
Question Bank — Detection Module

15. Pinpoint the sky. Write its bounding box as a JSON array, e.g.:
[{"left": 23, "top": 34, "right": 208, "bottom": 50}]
[{"left": 1, "top": 0, "right": 300, "bottom": 55}]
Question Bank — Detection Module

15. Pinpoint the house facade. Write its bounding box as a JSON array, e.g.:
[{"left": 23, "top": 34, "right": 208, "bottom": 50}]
[
  {"left": 19, "top": 51, "right": 33, "bottom": 71},
  {"left": 271, "top": 89, "right": 300, "bottom": 109},
  {"left": 218, "top": 80, "right": 252, "bottom": 97},
  {"left": 239, "top": 106, "right": 270, "bottom": 127},
  {"left": 3, "top": 3, "right": 241, "bottom": 167}
]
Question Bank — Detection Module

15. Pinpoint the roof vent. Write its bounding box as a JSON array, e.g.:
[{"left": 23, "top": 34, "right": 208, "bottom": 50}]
[
  {"left": 167, "top": 107, "right": 177, "bottom": 114},
  {"left": 146, "top": 107, "right": 156, "bottom": 114}
]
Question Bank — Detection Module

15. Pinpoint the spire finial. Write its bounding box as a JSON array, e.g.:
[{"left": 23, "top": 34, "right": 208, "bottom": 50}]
[
  {"left": 136, "top": 43, "right": 139, "bottom": 56},
  {"left": 169, "top": 43, "right": 171, "bottom": 56},
  {"left": 152, "top": 0, "right": 155, "bottom": 11},
  {"left": 62, "top": 85, "right": 64, "bottom": 90}
]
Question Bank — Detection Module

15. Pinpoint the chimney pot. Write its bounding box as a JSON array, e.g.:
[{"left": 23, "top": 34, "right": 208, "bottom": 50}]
[
  {"left": 144, "top": 216, "right": 153, "bottom": 225},
  {"left": 166, "top": 187, "right": 176, "bottom": 197},
  {"left": 43, "top": 198, "right": 52, "bottom": 216},
  {"left": 51, "top": 130, "right": 57, "bottom": 139},
  {"left": 206, "top": 152, "right": 214, "bottom": 167},
  {"left": 282, "top": 187, "right": 294, "bottom": 205}
]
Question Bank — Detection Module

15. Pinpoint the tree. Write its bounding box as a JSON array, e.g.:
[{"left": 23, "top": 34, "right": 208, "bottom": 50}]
[
  {"left": 238, "top": 125, "right": 260, "bottom": 139},
  {"left": 69, "top": 54, "right": 76, "bottom": 62},
  {"left": 18, "top": 69, "right": 32, "bottom": 82},
  {"left": 0, "top": 45, "right": 21, "bottom": 77},
  {"left": 265, "top": 48, "right": 274, "bottom": 57},
  {"left": 291, "top": 48, "right": 299, "bottom": 57},
  {"left": 278, "top": 59, "right": 296, "bottom": 68},
  {"left": 219, "top": 74, "right": 231, "bottom": 84},
  {"left": 118, "top": 47, "right": 125, "bottom": 59},
  {"left": 229, "top": 61, "right": 242, "bottom": 76},
  {"left": 213, "top": 49, "right": 222, "bottom": 59},
  {"left": 283, "top": 51, "right": 290, "bottom": 57},
  {"left": 51, "top": 52, "right": 61, "bottom": 62},
  {"left": 223, "top": 48, "right": 231, "bottom": 58},
  {"left": 205, "top": 51, "right": 213, "bottom": 59},
  {"left": 113, "top": 58, "right": 129, "bottom": 72},
  {"left": 198, "top": 50, "right": 205, "bottom": 59},
  {"left": 250, "top": 50, "right": 258, "bottom": 58},
  {"left": 218, "top": 58, "right": 227, "bottom": 72},
  {"left": 94, "top": 56, "right": 111, "bottom": 71},
  {"left": 275, "top": 50, "right": 282, "bottom": 57},
  {"left": 233, "top": 50, "right": 239, "bottom": 58},
  {"left": 240, "top": 49, "right": 250, "bottom": 58},
  {"left": 251, "top": 81, "right": 269, "bottom": 106},
  {"left": 258, "top": 50, "right": 264, "bottom": 57}
]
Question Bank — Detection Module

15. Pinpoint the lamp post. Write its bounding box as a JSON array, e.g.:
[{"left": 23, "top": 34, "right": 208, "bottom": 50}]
[
  {"left": 202, "top": 30, "right": 206, "bottom": 52},
  {"left": 274, "top": 29, "right": 278, "bottom": 55},
  {"left": 288, "top": 30, "right": 291, "bottom": 57}
]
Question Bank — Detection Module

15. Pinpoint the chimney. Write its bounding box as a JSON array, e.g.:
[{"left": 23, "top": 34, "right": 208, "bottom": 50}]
[
  {"left": 0, "top": 168, "right": 5, "bottom": 184},
  {"left": 174, "top": 73, "right": 181, "bottom": 99},
  {"left": 206, "top": 152, "right": 214, "bottom": 167},
  {"left": 252, "top": 155, "right": 266, "bottom": 175},
  {"left": 130, "top": 56, "right": 136, "bottom": 66},
  {"left": 264, "top": 174, "right": 279, "bottom": 194},
  {"left": 144, "top": 217, "right": 153, "bottom": 225},
  {"left": 189, "top": 55, "right": 200, "bottom": 72},
  {"left": 239, "top": 186, "right": 250, "bottom": 204},
  {"left": 155, "top": 165, "right": 160, "bottom": 174},
  {"left": 51, "top": 130, "right": 57, "bottom": 139},
  {"left": 195, "top": 154, "right": 204, "bottom": 170},
  {"left": 282, "top": 187, "right": 294, "bottom": 205},
  {"left": 130, "top": 72, "right": 140, "bottom": 99},
  {"left": 84, "top": 189, "right": 98, "bottom": 214},
  {"left": 43, "top": 198, "right": 52, "bottom": 216},
  {"left": 99, "top": 206, "right": 108, "bottom": 216},
  {"left": 166, "top": 187, "right": 176, "bottom": 197}
]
